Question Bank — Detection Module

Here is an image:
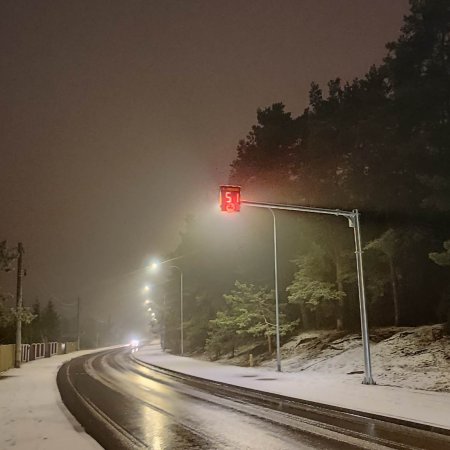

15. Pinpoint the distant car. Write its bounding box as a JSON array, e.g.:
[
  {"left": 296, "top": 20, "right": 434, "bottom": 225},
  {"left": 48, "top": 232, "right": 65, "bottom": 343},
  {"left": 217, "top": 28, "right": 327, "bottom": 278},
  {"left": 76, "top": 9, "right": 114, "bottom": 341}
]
[{"left": 130, "top": 339, "right": 140, "bottom": 347}]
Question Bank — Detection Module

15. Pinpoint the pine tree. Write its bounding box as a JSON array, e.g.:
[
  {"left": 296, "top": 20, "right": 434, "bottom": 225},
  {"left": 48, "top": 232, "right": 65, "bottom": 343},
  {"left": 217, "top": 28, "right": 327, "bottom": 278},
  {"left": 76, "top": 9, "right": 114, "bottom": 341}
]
[
  {"left": 207, "top": 281, "right": 296, "bottom": 356},
  {"left": 287, "top": 244, "right": 347, "bottom": 330},
  {"left": 429, "top": 241, "right": 450, "bottom": 331}
]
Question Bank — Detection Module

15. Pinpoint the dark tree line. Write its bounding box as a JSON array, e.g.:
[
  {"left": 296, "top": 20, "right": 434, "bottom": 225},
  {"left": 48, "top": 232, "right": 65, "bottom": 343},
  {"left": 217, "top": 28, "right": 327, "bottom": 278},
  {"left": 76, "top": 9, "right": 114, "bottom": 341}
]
[
  {"left": 0, "top": 297, "right": 61, "bottom": 344},
  {"left": 0, "top": 242, "right": 35, "bottom": 342},
  {"left": 23, "top": 299, "right": 61, "bottom": 343},
  {"left": 1, "top": 240, "right": 112, "bottom": 347},
  {"left": 2, "top": 241, "right": 64, "bottom": 344},
  {"left": 158, "top": 0, "right": 450, "bottom": 356}
]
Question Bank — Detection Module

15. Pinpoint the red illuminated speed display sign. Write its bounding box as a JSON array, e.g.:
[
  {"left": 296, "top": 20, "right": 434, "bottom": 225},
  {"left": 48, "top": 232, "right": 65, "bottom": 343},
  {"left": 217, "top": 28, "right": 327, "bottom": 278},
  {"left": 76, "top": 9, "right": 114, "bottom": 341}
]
[{"left": 219, "top": 185, "right": 241, "bottom": 212}]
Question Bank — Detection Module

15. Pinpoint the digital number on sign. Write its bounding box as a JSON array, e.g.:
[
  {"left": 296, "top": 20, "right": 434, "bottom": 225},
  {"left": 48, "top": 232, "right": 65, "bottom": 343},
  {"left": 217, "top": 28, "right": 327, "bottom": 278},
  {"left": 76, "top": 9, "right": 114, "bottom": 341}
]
[{"left": 219, "top": 185, "right": 241, "bottom": 213}]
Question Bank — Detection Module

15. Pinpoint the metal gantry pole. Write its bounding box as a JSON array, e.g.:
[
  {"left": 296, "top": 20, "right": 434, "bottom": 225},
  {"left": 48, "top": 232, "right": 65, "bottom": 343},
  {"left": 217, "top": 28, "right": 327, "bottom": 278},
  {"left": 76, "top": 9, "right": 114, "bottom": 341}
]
[
  {"left": 241, "top": 200, "right": 375, "bottom": 385},
  {"left": 352, "top": 210, "right": 375, "bottom": 384},
  {"left": 269, "top": 209, "right": 282, "bottom": 372}
]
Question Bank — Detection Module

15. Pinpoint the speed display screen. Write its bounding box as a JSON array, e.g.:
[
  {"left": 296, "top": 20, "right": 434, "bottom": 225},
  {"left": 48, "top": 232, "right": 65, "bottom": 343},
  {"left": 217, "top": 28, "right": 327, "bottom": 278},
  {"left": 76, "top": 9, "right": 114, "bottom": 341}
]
[{"left": 219, "top": 185, "right": 241, "bottom": 212}]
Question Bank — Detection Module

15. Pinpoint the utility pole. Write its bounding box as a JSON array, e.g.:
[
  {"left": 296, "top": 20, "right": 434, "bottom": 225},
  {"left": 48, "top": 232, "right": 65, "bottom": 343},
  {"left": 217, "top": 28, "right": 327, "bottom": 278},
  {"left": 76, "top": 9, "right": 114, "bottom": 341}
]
[
  {"left": 76, "top": 297, "right": 81, "bottom": 350},
  {"left": 14, "top": 242, "right": 24, "bottom": 368}
]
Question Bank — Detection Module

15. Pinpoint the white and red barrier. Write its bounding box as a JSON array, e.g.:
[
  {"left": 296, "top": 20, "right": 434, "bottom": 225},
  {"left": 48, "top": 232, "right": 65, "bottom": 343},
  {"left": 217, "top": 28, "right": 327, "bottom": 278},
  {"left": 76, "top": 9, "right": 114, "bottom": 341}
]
[
  {"left": 30, "top": 342, "right": 45, "bottom": 360},
  {"left": 3, "top": 340, "right": 79, "bottom": 366},
  {"left": 21, "top": 344, "right": 30, "bottom": 362},
  {"left": 46, "top": 342, "right": 58, "bottom": 357}
]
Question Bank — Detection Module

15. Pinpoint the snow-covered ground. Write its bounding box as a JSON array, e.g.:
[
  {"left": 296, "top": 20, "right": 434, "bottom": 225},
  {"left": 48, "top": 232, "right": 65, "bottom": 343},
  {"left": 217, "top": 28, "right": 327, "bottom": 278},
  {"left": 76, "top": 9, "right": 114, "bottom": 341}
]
[
  {"left": 205, "top": 324, "right": 450, "bottom": 392},
  {"left": 135, "top": 333, "right": 450, "bottom": 431},
  {"left": 0, "top": 349, "right": 103, "bottom": 450},
  {"left": 266, "top": 324, "right": 450, "bottom": 392}
]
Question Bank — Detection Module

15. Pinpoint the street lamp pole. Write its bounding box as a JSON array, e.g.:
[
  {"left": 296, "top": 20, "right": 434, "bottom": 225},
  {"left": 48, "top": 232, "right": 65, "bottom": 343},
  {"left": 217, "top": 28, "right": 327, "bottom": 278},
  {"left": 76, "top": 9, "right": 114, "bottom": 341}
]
[
  {"left": 167, "top": 265, "right": 184, "bottom": 356},
  {"left": 76, "top": 297, "right": 81, "bottom": 351},
  {"left": 269, "top": 209, "right": 281, "bottom": 372},
  {"left": 179, "top": 269, "right": 184, "bottom": 356},
  {"left": 161, "top": 294, "right": 166, "bottom": 351}
]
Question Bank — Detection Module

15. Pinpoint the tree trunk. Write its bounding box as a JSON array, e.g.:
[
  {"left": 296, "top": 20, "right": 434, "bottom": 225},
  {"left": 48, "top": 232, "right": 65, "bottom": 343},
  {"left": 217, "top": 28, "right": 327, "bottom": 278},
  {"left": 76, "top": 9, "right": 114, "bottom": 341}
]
[
  {"left": 299, "top": 302, "right": 311, "bottom": 329},
  {"left": 267, "top": 334, "right": 272, "bottom": 354},
  {"left": 446, "top": 304, "right": 450, "bottom": 334},
  {"left": 388, "top": 256, "right": 400, "bottom": 326},
  {"left": 315, "top": 306, "right": 320, "bottom": 329}
]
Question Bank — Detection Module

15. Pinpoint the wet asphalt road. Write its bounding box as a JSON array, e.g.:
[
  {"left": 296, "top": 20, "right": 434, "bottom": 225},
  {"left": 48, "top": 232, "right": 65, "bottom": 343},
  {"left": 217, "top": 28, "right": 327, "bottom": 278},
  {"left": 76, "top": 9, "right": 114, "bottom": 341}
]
[{"left": 58, "top": 348, "right": 450, "bottom": 450}]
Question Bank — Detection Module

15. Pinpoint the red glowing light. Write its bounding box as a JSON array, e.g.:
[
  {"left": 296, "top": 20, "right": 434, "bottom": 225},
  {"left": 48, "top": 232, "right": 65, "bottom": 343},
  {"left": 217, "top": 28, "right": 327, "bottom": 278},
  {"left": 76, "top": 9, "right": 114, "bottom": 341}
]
[{"left": 219, "top": 185, "right": 241, "bottom": 212}]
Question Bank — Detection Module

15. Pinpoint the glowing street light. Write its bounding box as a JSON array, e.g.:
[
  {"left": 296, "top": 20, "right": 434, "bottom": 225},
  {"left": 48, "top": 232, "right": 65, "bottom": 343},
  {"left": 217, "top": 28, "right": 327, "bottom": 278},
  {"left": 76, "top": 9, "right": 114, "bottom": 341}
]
[
  {"left": 151, "top": 260, "right": 184, "bottom": 356},
  {"left": 219, "top": 185, "right": 281, "bottom": 372}
]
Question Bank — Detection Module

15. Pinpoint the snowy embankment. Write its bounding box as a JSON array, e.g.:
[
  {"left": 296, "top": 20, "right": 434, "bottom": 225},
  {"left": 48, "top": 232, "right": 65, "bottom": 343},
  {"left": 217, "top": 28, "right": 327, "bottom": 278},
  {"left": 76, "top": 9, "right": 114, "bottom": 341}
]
[{"left": 264, "top": 324, "right": 450, "bottom": 392}]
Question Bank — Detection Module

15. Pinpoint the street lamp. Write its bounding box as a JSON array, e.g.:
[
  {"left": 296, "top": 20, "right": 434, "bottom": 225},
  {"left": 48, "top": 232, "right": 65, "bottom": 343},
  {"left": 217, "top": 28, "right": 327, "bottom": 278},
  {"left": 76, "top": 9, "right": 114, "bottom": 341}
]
[
  {"left": 219, "top": 186, "right": 282, "bottom": 371},
  {"left": 151, "top": 262, "right": 184, "bottom": 356},
  {"left": 269, "top": 209, "right": 282, "bottom": 372}
]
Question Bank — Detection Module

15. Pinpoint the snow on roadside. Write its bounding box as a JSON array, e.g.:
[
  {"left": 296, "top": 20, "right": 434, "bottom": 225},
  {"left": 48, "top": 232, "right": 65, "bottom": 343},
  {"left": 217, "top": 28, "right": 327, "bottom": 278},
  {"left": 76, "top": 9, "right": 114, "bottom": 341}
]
[{"left": 0, "top": 349, "right": 104, "bottom": 450}]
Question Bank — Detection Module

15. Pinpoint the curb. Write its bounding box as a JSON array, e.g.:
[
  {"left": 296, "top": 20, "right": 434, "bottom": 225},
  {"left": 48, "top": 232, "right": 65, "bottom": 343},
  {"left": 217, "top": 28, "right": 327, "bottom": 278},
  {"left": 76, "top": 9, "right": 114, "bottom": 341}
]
[{"left": 57, "top": 351, "right": 144, "bottom": 450}]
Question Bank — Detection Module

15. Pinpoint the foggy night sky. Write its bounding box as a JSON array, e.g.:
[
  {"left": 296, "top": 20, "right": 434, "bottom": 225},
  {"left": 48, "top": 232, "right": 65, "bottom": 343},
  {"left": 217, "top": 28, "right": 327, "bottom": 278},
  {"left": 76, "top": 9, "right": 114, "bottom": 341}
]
[{"left": 0, "top": 0, "right": 409, "bottom": 333}]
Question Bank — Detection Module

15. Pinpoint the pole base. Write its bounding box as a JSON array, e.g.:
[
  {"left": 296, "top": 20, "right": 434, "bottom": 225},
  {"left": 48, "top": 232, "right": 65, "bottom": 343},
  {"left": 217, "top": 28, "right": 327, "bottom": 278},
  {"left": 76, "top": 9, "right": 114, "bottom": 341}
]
[{"left": 362, "top": 377, "right": 376, "bottom": 385}]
